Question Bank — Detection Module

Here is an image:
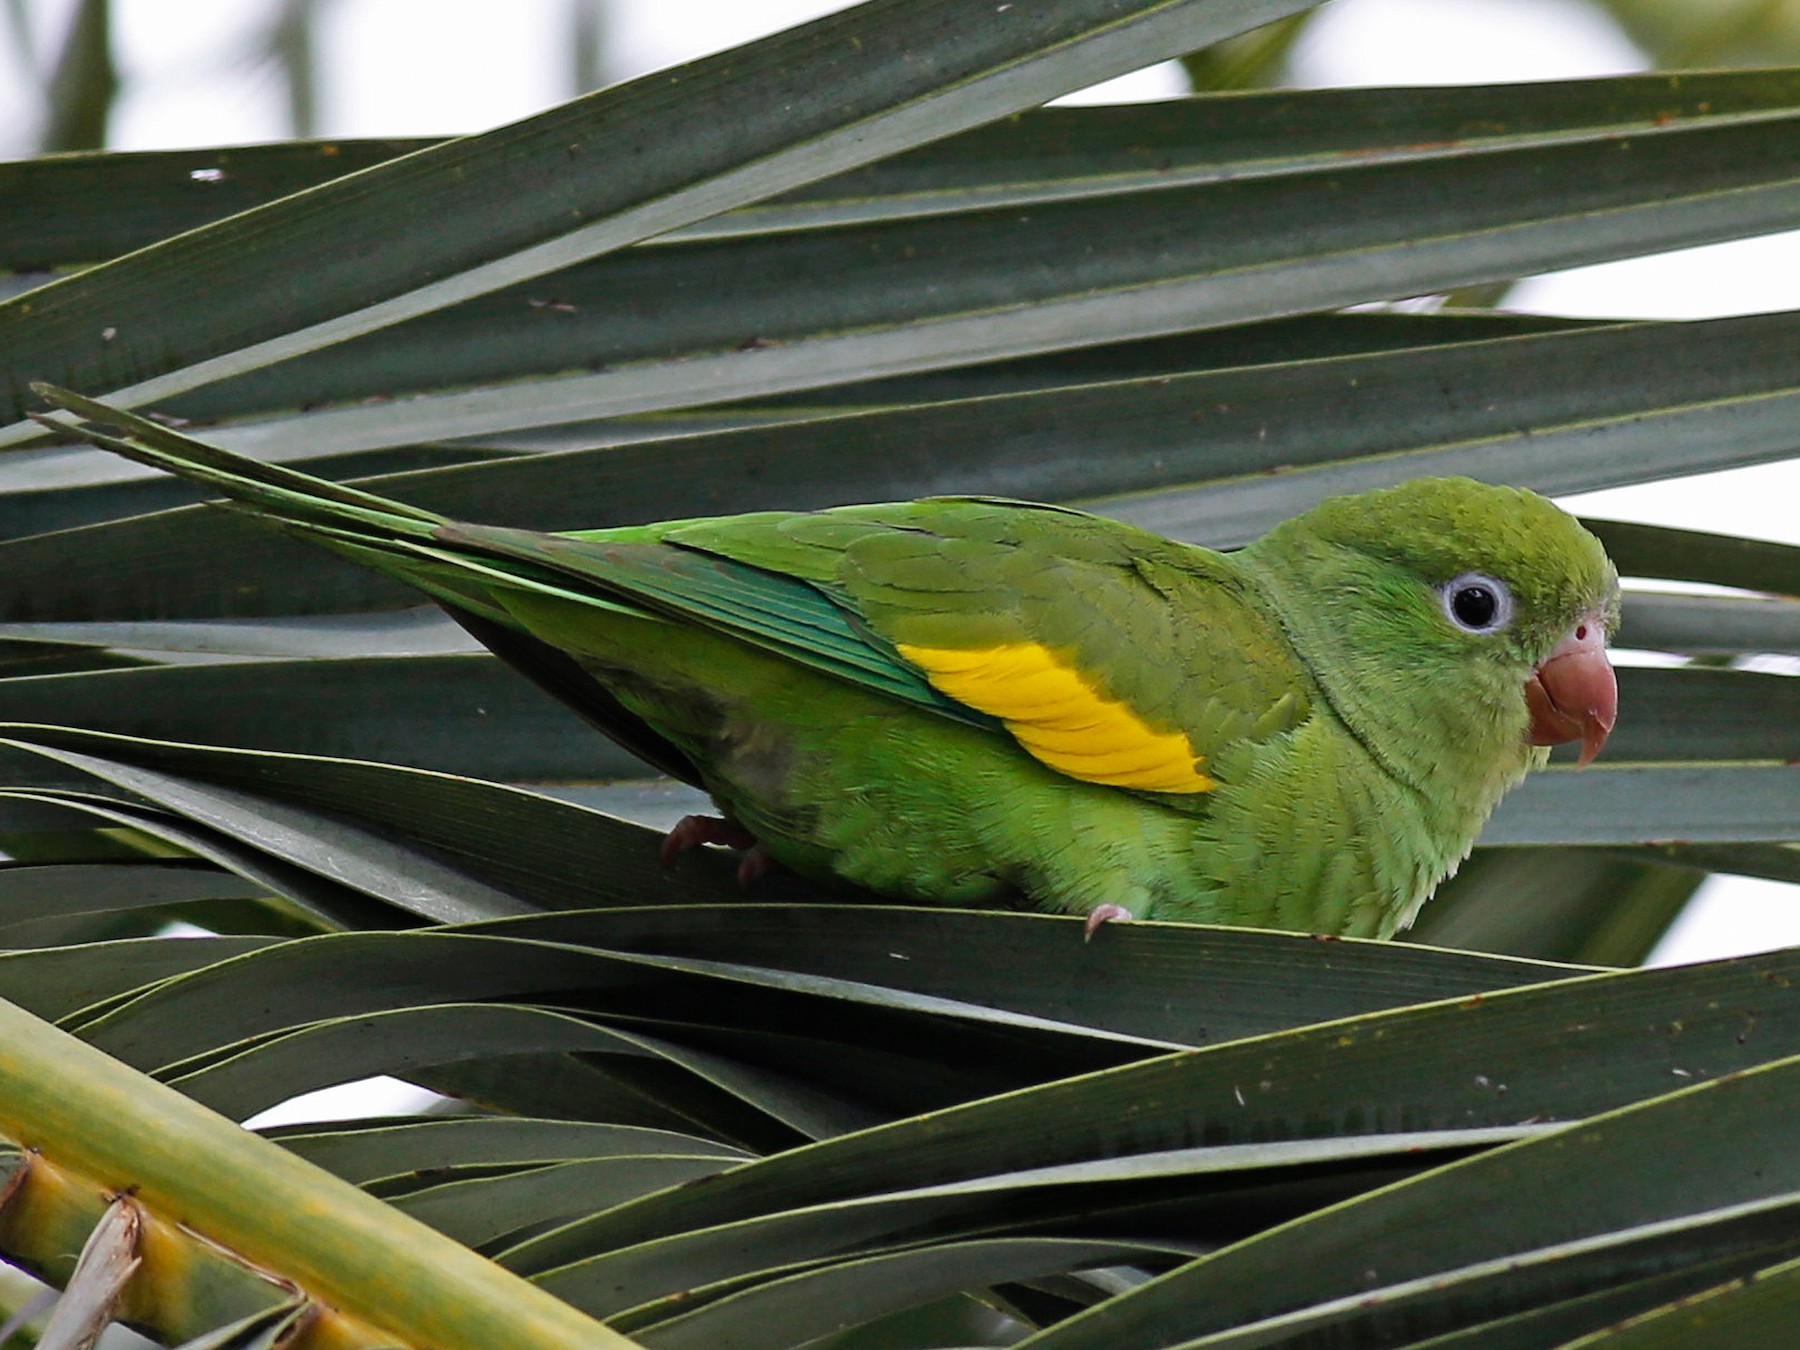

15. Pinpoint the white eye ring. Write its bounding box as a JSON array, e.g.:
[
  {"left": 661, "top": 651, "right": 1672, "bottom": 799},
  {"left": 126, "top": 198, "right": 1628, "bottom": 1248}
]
[{"left": 1441, "top": 572, "right": 1514, "bottom": 634}]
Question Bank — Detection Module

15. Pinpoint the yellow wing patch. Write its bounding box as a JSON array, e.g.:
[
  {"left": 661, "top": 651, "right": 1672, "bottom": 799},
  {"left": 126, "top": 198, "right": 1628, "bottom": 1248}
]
[{"left": 896, "top": 640, "right": 1215, "bottom": 793}]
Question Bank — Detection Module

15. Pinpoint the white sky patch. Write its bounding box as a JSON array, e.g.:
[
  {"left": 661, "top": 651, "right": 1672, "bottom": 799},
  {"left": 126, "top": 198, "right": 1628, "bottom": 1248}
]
[
  {"left": 1289, "top": 0, "right": 1647, "bottom": 85},
  {"left": 314, "top": 0, "right": 570, "bottom": 138},
  {"left": 1053, "top": 60, "right": 1190, "bottom": 105},
  {"left": 109, "top": 0, "right": 288, "bottom": 149},
  {"left": 604, "top": 0, "right": 852, "bottom": 77},
  {"left": 1559, "top": 462, "right": 1800, "bottom": 549},
  {"left": 1513, "top": 231, "right": 1800, "bottom": 321},
  {"left": 243, "top": 1076, "right": 446, "bottom": 1130},
  {"left": 1649, "top": 877, "right": 1800, "bottom": 965}
]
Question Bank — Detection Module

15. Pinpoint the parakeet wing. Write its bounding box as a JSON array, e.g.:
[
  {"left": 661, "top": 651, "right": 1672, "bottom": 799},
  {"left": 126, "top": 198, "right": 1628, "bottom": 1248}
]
[
  {"left": 438, "top": 500, "right": 1314, "bottom": 795},
  {"left": 660, "top": 498, "right": 1316, "bottom": 795}
]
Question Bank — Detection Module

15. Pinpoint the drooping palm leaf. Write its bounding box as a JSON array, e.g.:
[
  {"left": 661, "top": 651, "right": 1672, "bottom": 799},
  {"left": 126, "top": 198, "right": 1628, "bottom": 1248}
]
[{"left": 0, "top": 0, "right": 1792, "bottom": 1345}]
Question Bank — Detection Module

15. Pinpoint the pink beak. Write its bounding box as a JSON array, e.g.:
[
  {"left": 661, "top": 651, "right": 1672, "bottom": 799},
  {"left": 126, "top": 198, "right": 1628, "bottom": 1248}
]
[{"left": 1524, "top": 612, "right": 1617, "bottom": 766}]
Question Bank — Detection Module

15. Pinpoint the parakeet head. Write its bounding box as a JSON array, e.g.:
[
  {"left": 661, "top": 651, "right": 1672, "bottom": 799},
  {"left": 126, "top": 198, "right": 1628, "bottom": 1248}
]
[{"left": 1248, "top": 477, "right": 1620, "bottom": 781}]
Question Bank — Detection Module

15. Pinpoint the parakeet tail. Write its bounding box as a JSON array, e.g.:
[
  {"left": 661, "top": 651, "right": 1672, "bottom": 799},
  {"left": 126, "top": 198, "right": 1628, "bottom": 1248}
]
[
  {"left": 30, "top": 383, "right": 443, "bottom": 545},
  {"left": 25, "top": 382, "right": 543, "bottom": 623}
]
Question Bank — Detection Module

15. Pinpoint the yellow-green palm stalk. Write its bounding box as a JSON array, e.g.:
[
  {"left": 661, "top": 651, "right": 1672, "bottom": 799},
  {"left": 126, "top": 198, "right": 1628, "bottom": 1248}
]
[{"left": 0, "top": 993, "right": 636, "bottom": 1349}]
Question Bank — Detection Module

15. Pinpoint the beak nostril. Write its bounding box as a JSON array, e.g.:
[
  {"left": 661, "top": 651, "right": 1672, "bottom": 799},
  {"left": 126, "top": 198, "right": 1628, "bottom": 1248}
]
[{"left": 1525, "top": 613, "right": 1617, "bottom": 765}]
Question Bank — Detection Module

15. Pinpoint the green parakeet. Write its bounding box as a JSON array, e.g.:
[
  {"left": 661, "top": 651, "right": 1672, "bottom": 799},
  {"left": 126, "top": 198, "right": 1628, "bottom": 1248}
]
[{"left": 34, "top": 386, "right": 1619, "bottom": 940}]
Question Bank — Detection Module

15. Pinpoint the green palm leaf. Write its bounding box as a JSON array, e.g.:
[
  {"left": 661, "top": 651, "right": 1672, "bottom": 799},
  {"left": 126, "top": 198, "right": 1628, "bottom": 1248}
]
[{"left": 0, "top": 0, "right": 1792, "bottom": 1345}]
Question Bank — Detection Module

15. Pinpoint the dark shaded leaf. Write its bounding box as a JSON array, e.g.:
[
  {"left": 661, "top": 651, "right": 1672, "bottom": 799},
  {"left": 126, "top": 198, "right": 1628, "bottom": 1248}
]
[
  {"left": 0, "top": 0, "right": 1312, "bottom": 435},
  {"left": 1013, "top": 1055, "right": 1800, "bottom": 1350},
  {"left": 503, "top": 950, "right": 1800, "bottom": 1310}
]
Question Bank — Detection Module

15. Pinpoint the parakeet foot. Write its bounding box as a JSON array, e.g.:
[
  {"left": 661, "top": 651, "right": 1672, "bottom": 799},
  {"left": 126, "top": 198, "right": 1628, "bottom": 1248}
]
[
  {"left": 660, "top": 814, "right": 759, "bottom": 868},
  {"left": 1083, "top": 903, "right": 1134, "bottom": 940}
]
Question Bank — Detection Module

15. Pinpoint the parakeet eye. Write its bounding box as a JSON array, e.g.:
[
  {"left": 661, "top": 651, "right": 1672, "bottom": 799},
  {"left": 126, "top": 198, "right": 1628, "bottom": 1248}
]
[{"left": 1441, "top": 573, "right": 1513, "bottom": 633}]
